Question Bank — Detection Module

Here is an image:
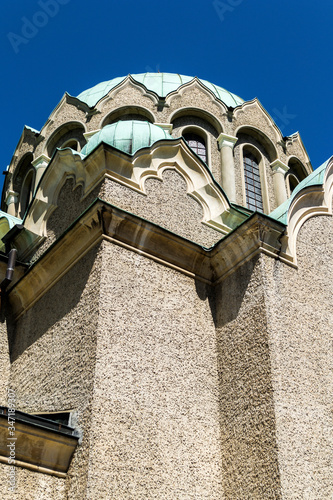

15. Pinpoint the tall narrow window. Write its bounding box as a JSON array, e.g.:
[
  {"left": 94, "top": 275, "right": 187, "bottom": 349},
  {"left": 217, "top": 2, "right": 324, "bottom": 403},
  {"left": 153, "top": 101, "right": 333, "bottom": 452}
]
[
  {"left": 243, "top": 151, "right": 263, "bottom": 212},
  {"left": 286, "top": 173, "right": 299, "bottom": 196},
  {"left": 183, "top": 133, "right": 207, "bottom": 163},
  {"left": 19, "top": 170, "right": 34, "bottom": 218}
]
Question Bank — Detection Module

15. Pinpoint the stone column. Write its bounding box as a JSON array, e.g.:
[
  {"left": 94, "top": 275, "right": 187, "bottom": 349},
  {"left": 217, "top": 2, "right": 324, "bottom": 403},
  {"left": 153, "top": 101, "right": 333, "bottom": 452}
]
[
  {"left": 32, "top": 154, "right": 50, "bottom": 193},
  {"left": 5, "top": 190, "right": 18, "bottom": 216},
  {"left": 217, "top": 133, "right": 238, "bottom": 203},
  {"left": 271, "top": 159, "right": 289, "bottom": 206}
]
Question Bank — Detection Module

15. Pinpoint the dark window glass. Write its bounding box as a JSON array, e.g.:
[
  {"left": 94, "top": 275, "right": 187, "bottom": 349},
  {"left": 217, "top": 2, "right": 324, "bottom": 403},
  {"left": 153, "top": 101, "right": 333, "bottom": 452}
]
[
  {"left": 288, "top": 174, "right": 299, "bottom": 194},
  {"left": 243, "top": 151, "right": 263, "bottom": 213},
  {"left": 183, "top": 133, "right": 207, "bottom": 163}
]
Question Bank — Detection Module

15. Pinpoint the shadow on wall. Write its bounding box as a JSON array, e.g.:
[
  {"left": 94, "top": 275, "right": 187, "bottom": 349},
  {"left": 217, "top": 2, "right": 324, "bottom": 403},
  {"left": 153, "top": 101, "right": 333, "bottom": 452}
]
[
  {"left": 213, "top": 256, "right": 282, "bottom": 498},
  {"left": 6, "top": 244, "right": 100, "bottom": 363}
]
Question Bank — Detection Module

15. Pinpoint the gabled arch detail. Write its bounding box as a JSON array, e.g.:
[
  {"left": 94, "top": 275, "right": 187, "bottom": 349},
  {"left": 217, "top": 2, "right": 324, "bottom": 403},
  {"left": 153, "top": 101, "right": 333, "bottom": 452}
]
[
  {"left": 21, "top": 139, "right": 248, "bottom": 259},
  {"left": 96, "top": 76, "right": 160, "bottom": 111},
  {"left": 101, "top": 106, "right": 156, "bottom": 128},
  {"left": 45, "top": 121, "right": 86, "bottom": 157},
  {"left": 235, "top": 125, "right": 278, "bottom": 161},
  {"left": 280, "top": 157, "right": 333, "bottom": 265},
  {"left": 166, "top": 78, "right": 235, "bottom": 112},
  {"left": 169, "top": 107, "right": 223, "bottom": 134}
]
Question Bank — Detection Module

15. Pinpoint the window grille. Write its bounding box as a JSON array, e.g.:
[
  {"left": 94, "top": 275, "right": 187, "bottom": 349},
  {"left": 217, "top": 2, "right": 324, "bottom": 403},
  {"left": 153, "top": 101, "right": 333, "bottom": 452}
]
[{"left": 243, "top": 152, "right": 263, "bottom": 212}]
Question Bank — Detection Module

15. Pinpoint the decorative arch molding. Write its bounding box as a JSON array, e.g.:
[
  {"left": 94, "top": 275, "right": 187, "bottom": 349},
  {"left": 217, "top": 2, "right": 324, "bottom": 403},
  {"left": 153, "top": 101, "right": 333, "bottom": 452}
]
[
  {"left": 101, "top": 106, "right": 156, "bottom": 128},
  {"left": 234, "top": 99, "right": 284, "bottom": 149},
  {"left": 5, "top": 127, "right": 41, "bottom": 184},
  {"left": 45, "top": 121, "right": 86, "bottom": 158},
  {"left": 287, "top": 155, "right": 308, "bottom": 180},
  {"left": 284, "top": 133, "right": 312, "bottom": 175},
  {"left": 20, "top": 139, "right": 248, "bottom": 260},
  {"left": 280, "top": 157, "right": 333, "bottom": 265},
  {"left": 286, "top": 172, "right": 300, "bottom": 197},
  {"left": 165, "top": 78, "right": 233, "bottom": 113},
  {"left": 95, "top": 76, "right": 160, "bottom": 111},
  {"left": 179, "top": 126, "right": 210, "bottom": 166},
  {"left": 235, "top": 125, "right": 278, "bottom": 162},
  {"left": 169, "top": 107, "right": 223, "bottom": 135}
]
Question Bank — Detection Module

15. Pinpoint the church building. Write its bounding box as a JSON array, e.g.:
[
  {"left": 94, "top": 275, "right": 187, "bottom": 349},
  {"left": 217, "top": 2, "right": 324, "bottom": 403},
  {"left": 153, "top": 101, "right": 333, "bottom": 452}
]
[{"left": 0, "top": 73, "right": 331, "bottom": 499}]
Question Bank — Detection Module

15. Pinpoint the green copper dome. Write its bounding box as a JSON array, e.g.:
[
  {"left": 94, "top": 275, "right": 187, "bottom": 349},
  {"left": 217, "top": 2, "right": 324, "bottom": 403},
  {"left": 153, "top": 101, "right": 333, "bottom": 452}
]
[
  {"left": 76, "top": 73, "right": 244, "bottom": 108},
  {"left": 81, "top": 120, "right": 174, "bottom": 156}
]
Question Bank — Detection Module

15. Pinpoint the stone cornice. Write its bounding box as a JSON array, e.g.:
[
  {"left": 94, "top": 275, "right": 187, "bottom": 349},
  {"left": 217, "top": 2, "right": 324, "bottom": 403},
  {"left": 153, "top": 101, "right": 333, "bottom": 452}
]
[
  {"left": 5, "top": 190, "right": 18, "bottom": 206},
  {"left": 7, "top": 200, "right": 285, "bottom": 320},
  {"left": 31, "top": 154, "right": 50, "bottom": 169},
  {"left": 271, "top": 159, "right": 289, "bottom": 174},
  {"left": 154, "top": 123, "right": 173, "bottom": 134},
  {"left": 217, "top": 133, "right": 238, "bottom": 149}
]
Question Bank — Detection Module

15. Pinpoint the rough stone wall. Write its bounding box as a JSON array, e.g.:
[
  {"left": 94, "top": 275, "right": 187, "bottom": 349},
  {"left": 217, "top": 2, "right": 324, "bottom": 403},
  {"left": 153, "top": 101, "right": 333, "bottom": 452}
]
[
  {"left": 0, "top": 463, "right": 65, "bottom": 500},
  {"left": 85, "top": 241, "right": 225, "bottom": 499},
  {"left": 32, "top": 178, "right": 101, "bottom": 262},
  {"left": 214, "top": 256, "right": 282, "bottom": 499},
  {"left": 100, "top": 172, "right": 223, "bottom": 247},
  {"left": 5, "top": 245, "right": 102, "bottom": 499},
  {"left": 262, "top": 214, "right": 333, "bottom": 499},
  {"left": 0, "top": 316, "right": 10, "bottom": 406}
]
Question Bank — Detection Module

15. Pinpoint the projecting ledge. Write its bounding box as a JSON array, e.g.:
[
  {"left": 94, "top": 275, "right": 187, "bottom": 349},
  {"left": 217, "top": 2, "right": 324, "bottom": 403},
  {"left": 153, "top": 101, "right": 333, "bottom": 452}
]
[
  {"left": 7, "top": 201, "right": 286, "bottom": 319},
  {"left": 0, "top": 407, "right": 79, "bottom": 477}
]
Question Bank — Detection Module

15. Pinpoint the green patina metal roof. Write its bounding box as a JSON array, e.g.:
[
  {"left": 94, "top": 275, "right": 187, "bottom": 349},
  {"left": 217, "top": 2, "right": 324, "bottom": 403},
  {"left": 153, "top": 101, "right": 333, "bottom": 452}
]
[
  {"left": 270, "top": 159, "right": 330, "bottom": 224},
  {"left": 81, "top": 120, "right": 174, "bottom": 157},
  {"left": 76, "top": 73, "right": 244, "bottom": 108}
]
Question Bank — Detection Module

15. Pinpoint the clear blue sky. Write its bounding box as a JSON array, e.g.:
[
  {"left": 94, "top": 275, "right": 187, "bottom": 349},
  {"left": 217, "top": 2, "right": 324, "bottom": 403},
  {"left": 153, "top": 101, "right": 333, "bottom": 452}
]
[{"left": 1, "top": 0, "right": 333, "bottom": 193}]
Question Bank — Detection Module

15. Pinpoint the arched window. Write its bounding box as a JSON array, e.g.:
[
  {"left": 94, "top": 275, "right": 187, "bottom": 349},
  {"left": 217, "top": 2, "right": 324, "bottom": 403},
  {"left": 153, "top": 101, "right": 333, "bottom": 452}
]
[
  {"left": 61, "top": 139, "right": 78, "bottom": 151},
  {"left": 183, "top": 132, "right": 207, "bottom": 163},
  {"left": 19, "top": 170, "right": 34, "bottom": 218},
  {"left": 243, "top": 151, "right": 263, "bottom": 212},
  {"left": 286, "top": 173, "right": 299, "bottom": 197}
]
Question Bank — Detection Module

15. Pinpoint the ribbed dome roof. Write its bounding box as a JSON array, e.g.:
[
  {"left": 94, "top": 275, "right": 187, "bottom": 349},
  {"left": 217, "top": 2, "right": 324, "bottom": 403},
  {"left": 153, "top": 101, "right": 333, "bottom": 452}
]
[
  {"left": 81, "top": 120, "right": 174, "bottom": 156},
  {"left": 76, "top": 73, "right": 243, "bottom": 108}
]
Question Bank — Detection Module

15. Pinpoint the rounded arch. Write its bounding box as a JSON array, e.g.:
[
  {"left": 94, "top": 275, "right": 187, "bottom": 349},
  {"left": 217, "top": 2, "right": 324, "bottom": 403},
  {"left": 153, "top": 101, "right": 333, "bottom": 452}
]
[
  {"left": 19, "top": 169, "right": 35, "bottom": 218},
  {"left": 101, "top": 106, "right": 156, "bottom": 128},
  {"left": 11, "top": 152, "right": 34, "bottom": 215},
  {"left": 169, "top": 107, "right": 223, "bottom": 135},
  {"left": 239, "top": 143, "right": 270, "bottom": 214},
  {"left": 287, "top": 156, "right": 308, "bottom": 182},
  {"left": 45, "top": 121, "right": 86, "bottom": 157},
  {"left": 181, "top": 127, "right": 209, "bottom": 165},
  {"left": 60, "top": 139, "right": 79, "bottom": 151},
  {"left": 286, "top": 173, "right": 300, "bottom": 197},
  {"left": 280, "top": 158, "right": 333, "bottom": 264},
  {"left": 235, "top": 125, "right": 278, "bottom": 162}
]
